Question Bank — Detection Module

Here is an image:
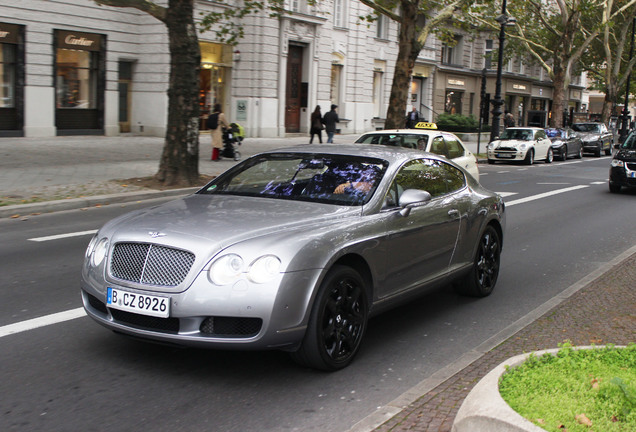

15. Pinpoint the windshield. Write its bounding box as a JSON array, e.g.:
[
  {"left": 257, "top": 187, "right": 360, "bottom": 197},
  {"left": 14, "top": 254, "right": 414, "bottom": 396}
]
[
  {"left": 499, "top": 129, "right": 533, "bottom": 141},
  {"left": 545, "top": 128, "right": 564, "bottom": 138},
  {"left": 355, "top": 133, "right": 426, "bottom": 150},
  {"left": 572, "top": 123, "right": 600, "bottom": 133},
  {"left": 619, "top": 133, "right": 636, "bottom": 150},
  {"left": 198, "top": 153, "right": 388, "bottom": 206}
]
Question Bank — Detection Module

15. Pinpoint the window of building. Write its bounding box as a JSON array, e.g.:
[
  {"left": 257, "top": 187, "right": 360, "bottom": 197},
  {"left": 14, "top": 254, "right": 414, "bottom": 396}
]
[
  {"left": 331, "top": 64, "right": 342, "bottom": 106},
  {"left": 442, "top": 36, "right": 463, "bottom": 66},
  {"left": 334, "top": 0, "right": 346, "bottom": 28},
  {"left": 445, "top": 90, "right": 462, "bottom": 114},
  {"left": 485, "top": 40, "right": 494, "bottom": 69},
  {"left": 56, "top": 48, "right": 98, "bottom": 109},
  {"left": 0, "top": 44, "right": 16, "bottom": 108},
  {"left": 376, "top": 14, "right": 388, "bottom": 39},
  {"left": 373, "top": 70, "right": 383, "bottom": 117}
]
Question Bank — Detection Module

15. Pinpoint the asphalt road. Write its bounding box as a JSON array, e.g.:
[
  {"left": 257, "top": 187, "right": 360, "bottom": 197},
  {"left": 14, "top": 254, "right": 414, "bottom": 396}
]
[{"left": 1, "top": 154, "right": 634, "bottom": 432}]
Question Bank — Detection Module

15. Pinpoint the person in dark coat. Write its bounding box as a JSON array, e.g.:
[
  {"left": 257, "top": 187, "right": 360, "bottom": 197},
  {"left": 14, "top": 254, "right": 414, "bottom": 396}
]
[
  {"left": 405, "top": 107, "right": 421, "bottom": 128},
  {"left": 504, "top": 111, "right": 516, "bottom": 128},
  {"left": 309, "top": 105, "right": 323, "bottom": 143},
  {"left": 323, "top": 104, "right": 340, "bottom": 143}
]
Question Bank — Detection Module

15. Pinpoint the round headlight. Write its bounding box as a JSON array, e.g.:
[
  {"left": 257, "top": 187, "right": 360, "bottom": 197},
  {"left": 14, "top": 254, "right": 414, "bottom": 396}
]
[
  {"left": 209, "top": 254, "right": 244, "bottom": 285},
  {"left": 91, "top": 238, "right": 109, "bottom": 267},
  {"left": 519, "top": 144, "right": 527, "bottom": 150},
  {"left": 85, "top": 235, "right": 98, "bottom": 259},
  {"left": 248, "top": 255, "right": 281, "bottom": 284}
]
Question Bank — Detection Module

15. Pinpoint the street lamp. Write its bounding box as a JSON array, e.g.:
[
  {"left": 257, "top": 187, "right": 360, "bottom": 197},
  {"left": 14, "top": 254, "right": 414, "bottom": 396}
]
[
  {"left": 619, "top": 17, "right": 636, "bottom": 144},
  {"left": 489, "top": 0, "right": 516, "bottom": 143}
]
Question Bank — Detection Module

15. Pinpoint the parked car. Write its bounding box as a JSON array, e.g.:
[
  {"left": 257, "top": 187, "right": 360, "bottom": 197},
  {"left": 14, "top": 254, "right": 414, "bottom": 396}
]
[
  {"left": 545, "top": 127, "right": 583, "bottom": 160},
  {"left": 487, "top": 127, "right": 553, "bottom": 165},
  {"left": 609, "top": 132, "right": 636, "bottom": 193},
  {"left": 81, "top": 144, "right": 505, "bottom": 371},
  {"left": 354, "top": 124, "right": 480, "bottom": 180},
  {"left": 571, "top": 122, "right": 613, "bottom": 157}
]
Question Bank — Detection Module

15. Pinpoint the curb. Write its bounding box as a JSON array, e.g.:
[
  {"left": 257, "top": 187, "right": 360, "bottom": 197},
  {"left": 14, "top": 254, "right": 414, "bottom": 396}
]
[{"left": 0, "top": 187, "right": 198, "bottom": 219}]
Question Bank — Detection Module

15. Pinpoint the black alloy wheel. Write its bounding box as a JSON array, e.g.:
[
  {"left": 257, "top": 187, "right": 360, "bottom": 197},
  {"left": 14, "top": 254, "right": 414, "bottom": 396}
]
[
  {"left": 524, "top": 149, "right": 534, "bottom": 165},
  {"left": 576, "top": 146, "right": 583, "bottom": 159},
  {"left": 455, "top": 226, "right": 501, "bottom": 297},
  {"left": 560, "top": 145, "right": 568, "bottom": 161},
  {"left": 291, "top": 265, "right": 368, "bottom": 371}
]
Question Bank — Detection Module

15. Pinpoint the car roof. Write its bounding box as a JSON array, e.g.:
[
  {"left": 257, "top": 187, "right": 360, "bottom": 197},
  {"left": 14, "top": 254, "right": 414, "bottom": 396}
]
[
  {"left": 259, "top": 143, "right": 446, "bottom": 165},
  {"left": 358, "top": 129, "right": 455, "bottom": 137},
  {"left": 505, "top": 127, "right": 543, "bottom": 131}
]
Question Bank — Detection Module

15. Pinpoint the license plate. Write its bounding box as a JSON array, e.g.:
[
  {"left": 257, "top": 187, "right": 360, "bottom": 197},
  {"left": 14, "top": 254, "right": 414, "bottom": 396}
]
[
  {"left": 107, "top": 287, "right": 169, "bottom": 318},
  {"left": 497, "top": 153, "right": 514, "bottom": 158},
  {"left": 630, "top": 172, "right": 636, "bottom": 178}
]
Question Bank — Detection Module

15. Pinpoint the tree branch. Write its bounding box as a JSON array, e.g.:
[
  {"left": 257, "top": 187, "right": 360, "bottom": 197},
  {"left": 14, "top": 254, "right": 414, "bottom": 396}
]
[{"left": 93, "top": 0, "right": 167, "bottom": 22}]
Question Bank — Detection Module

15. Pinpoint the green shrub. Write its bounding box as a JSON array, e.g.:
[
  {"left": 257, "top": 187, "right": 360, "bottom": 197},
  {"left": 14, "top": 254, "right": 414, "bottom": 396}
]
[{"left": 435, "top": 113, "right": 487, "bottom": 132}]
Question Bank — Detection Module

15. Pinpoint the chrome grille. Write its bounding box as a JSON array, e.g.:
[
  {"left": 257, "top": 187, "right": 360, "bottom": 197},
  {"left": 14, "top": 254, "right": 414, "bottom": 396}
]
[{"left": 110, "top": 242, "right": 195, "bottom": 287}]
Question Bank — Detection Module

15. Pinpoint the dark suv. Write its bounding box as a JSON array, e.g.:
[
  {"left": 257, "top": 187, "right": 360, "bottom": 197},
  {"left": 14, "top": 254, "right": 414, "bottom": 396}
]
[
  {"left": 571, "top": 122, "right": 613, "bottom": 157},
  {"left": 609, "top": 132, "right": 636, "bottom": 193}
]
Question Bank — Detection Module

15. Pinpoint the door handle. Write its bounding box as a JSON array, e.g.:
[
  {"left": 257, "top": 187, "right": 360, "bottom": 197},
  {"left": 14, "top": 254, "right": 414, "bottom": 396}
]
[{"left": 448, "top": 209, "right": 460, "bottom": 218}]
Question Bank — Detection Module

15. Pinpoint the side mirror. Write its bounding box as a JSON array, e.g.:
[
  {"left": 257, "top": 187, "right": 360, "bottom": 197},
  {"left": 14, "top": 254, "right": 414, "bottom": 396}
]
[{"left": 398, "top": 189, "right": 432, "bottom": 217}]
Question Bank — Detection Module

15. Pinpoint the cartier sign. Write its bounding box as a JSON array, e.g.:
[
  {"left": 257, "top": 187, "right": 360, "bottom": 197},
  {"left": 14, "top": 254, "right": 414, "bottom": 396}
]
[{"left": 56, "top": 30, "right": 101, "bottom": 51}]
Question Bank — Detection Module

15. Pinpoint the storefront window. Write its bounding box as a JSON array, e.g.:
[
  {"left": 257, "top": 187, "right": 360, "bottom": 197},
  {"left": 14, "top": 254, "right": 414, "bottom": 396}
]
[
  {"left": 0, "top": 44, "right": 16, "bottom": 108},
  {"left": 331, "top": 64, "right": 342, "bottom": 106},
  {"left": 56, "top": 48, "right": 97, "bottom": 108},
  {"left": 445, "top": 90, "right": 462, "bottom": 114}
]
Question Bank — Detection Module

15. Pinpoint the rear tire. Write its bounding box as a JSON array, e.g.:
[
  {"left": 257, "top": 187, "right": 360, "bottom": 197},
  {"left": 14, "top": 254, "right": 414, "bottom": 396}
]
[
  {"left": 560, "top": 145, "right": 568, "bottom": 161},
  {"left": 576, "top": 146, "right": 583, "bottom": 159},
  {"left": 545, "top": 148, "right": 553, "bottom": 163},
  {"left": 291, "top": 265, "right": 368, "bottom": 371},
  {"left": 455, "top": 226, "right": 501, "bottom": 297}
]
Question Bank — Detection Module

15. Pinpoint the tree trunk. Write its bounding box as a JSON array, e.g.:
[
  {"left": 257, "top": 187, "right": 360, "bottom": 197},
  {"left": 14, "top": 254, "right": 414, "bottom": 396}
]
[
  {"left": 550, "top": 68, "right": 567, "bottom": 128},
  {"left": 155, "top": 0, "right": 201, "bottom": 186},
  {"left": 384, "top": 1, "right": 421, "bottom": 130}
]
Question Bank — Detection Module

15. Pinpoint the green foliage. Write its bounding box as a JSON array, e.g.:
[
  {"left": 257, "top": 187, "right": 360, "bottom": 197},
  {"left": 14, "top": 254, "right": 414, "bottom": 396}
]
[
  {"left": 499, "top": 343, "right": 636, "bottom": 432},
  {"left": 435, "top": 113, "right": 482, "bottom": 132}
]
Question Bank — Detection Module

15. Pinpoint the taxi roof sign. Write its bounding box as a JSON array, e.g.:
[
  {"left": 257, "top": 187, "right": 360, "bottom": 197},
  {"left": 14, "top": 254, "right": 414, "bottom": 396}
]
[{"left": 414, "top": 122, "right": 437, "bottom": 130}]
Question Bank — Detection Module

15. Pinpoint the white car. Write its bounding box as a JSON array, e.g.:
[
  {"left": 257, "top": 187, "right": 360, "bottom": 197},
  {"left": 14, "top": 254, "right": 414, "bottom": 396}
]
[
  {"left": 487, "top": 127, "right": 553, "bottom": 165},
  {"left": 355, "top": 124, "right": 480, "bottom": 180}
]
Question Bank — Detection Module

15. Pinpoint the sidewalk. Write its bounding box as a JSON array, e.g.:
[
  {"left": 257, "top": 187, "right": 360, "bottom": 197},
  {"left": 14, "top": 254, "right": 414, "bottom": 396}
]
[{"left": 1, "top": 134, "right": 634, "bottom": 432}]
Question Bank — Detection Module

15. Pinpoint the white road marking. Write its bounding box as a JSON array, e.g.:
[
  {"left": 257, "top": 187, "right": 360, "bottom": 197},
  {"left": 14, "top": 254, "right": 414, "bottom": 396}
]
[
  {"left": 0, "top": 308, "right": 86, "bottom": 339},
  {"left": 590, "top": 181, "right": 606, "bottom": 185},
  {"left": 29, "top": 230, "right": 97, "bottom": 242},
  {"left": 506, "top": 185, "right": 589, "bottom": 207},
  {"left": 495, "top": 192, "right": 518, "bottom": 197}
]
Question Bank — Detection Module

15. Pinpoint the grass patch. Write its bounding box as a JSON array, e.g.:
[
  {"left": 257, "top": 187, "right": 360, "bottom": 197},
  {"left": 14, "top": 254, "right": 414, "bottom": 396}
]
[{"left": 499, "top": 342, "right": 636, "bottom": 431}]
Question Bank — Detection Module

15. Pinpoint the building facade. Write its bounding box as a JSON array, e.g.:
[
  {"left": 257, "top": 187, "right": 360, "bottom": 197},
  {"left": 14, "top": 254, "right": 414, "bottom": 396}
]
[{"left": 0, "top": 0, "right": 586, "bottom": 139}]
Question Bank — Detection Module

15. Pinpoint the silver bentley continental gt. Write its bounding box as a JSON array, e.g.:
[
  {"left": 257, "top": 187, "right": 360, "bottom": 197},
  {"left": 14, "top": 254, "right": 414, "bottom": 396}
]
[{"left": 81, "top": 144, "right": 505, "bottom": 371}]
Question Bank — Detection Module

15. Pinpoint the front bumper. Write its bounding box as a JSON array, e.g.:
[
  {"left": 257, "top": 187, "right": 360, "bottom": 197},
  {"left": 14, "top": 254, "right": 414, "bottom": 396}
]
[
  {"left": 81, "top": 267, "right": 323, "bottom": 350},
  {"left": 487, "top": 148, "right": 527, "bottom": 161},
  {"left": 609, "top": 165, "right": 636, "bottom": 188}
]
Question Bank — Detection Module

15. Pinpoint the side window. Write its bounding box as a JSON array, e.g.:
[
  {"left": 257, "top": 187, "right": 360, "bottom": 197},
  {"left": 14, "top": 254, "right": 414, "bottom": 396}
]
[
  {"left": 430, "top": 136, "right": 448, "bottom": 157},
  {"left": 442, "top": 162, "right": 466, "bottom": 193},
  {"left": 390, "top": 159, "right": 448, "bottom": 199},
  {"left": 444, "top": 137, "right": 465, "bottom": 159},
  {"left": 535, "top": 130, "right": 546, "bottom": 140}
]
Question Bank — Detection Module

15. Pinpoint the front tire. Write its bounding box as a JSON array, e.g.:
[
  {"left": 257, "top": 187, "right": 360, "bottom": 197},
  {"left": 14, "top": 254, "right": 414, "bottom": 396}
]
[
  {"left": 576, "top": 146, "right": 583, "bottom": 159},
  {"left": 524, "top": 149, "right": 534, "bottom": 165},
  {"left": 291, "top": 265, "right": 368, "bottom": 371},
  {"left": 455, "top": 226, "right": 501, "bottom": 297},
  {"left": 609, "top": 182, "right": 621, "bottom": 193},
  {"left": 560, "top": 145, "right": 568, "bottom": 161}
]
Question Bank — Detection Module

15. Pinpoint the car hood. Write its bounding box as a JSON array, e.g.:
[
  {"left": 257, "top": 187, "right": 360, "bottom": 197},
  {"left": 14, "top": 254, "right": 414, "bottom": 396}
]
[
  {"left": 492, "top": 139, "right": 530, "bottom": 148},
  {"left": 615, "top": 148, "right": 636, "bottom": 161},
  {"left": 576, "top": 132, "right": 600, "bottom": 140},
  {"left": 549, "top": 138, "right": 565, "bottom": 145},
  {"left": 100, "top": 194, "right": 360, "bottom": 255}
]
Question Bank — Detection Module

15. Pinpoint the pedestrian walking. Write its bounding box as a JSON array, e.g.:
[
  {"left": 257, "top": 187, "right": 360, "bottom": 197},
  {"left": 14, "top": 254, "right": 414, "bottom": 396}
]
[
  {"left": 323, "top": 104, "right": 340, "bottom": 143},
  {"left": 504, "top": 110, "right": 515, "bottom": 129},
  {"left": 208, "top": 103, "right": 230, "bottom": 161},
  {"left": 405, "top": 107, "right": 421, "bottom": 128},
  {"left": 309, "top": 105, "right": 324, "bottom": 143}
]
